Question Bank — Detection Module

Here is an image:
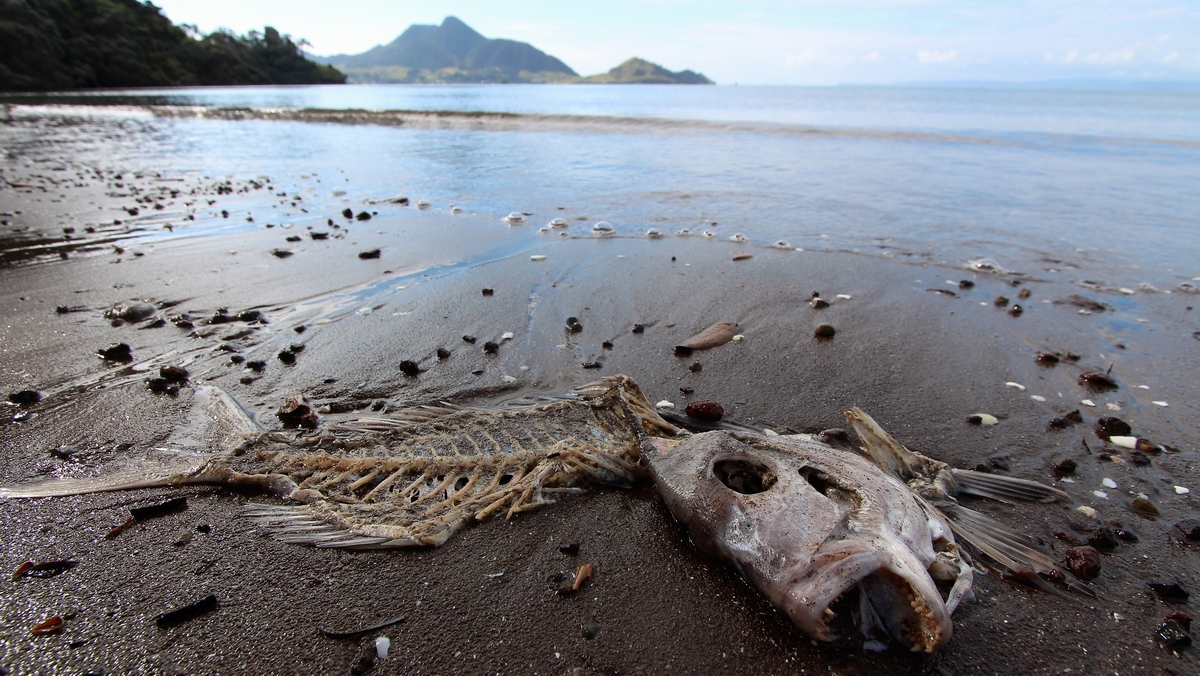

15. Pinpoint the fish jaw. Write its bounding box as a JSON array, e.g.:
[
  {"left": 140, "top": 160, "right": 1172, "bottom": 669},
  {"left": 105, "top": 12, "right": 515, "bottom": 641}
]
[{"left": 778, "top": 540, "right": 952, "bottom": 652}]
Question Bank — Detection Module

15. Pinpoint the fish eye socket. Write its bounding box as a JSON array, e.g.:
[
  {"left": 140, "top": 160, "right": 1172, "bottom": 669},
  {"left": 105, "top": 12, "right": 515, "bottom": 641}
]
[{"left": 713, "top": 459, "right": 776, "bottom": 495}]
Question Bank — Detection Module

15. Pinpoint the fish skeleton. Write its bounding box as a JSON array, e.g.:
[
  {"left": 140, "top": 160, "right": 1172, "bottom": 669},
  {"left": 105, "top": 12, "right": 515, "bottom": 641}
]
[{"left": 0, "top": 376, "right": 1082, "bottom": 650}]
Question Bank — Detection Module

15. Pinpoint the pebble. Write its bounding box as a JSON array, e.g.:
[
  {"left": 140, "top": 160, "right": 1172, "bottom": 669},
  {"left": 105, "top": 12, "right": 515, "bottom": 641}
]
[
  {"left": 730, "top": 334, "right": 744, "bottom": 342},
  {"left": 398, "top": 360, "right": 420, "bottom": 376},
  {"left": 97, "top": 343, "right": 133, "bottom": 361},
  {"left": 1175, "top": 520, "right": 1200, "bottom": 541},
  {"left": 1005, "top": 382, "right": 1026, "bottom": 391},
  {"left": 655, "top": 400, "right": 675, "bottom": 409},
  {"left": 1087, "top": 527, "right": 1120, "bottom": 550},
  {"left": 1077, "top": 505, "right": 1097, "bottom": 518},
  {"left": 1054, "top": 458, "right": 1078, "bottom": 474},
  {"left": 684, "top": 400, "right": 724, "bottom": 422},
  {"left": 1176, "top": 486, "right": 1190, "bottom": 495},
  {"left": 565, "top": 317, "right": 583, "bottom": 333},
  {"left": 1063, "top": 545, "right": 1101, "bottom": 580},
  {"left": 342, "top": 208, "right": 354, "bottom": 219},
  {"left": 462, "top": 335, "right": 477, "bottom": 344},
  {"left": 1102, "top": 478, "right": 1118, "bottom": 489},
  {"left": 436, "top": 348, "right": 451, "bottom": 360},
  {"left": 1109, "top": 436, "right": 1137, "bottom": 449},
  {"left": 375, "top": 636, "right": 391, "bottom": 659},
  {"left": 271, "top": 249, "right": 293, "bottom": 258},
  {"left": 967, "top": 413, "right": 999, "bottom": 426},
  {"left": 530, "top": 254, "right": 547, "bottom": 261},
  {"left": 1081, "top": 399, "right": 1096, "bottom": 407},
  {"left": 1030, "top": 395, "right": 1046, "bottom": 402},
  {"left": 813, "top": 323, "right": 836, "bottom": 339},
  {"left": 8, "top": 390, "right": 42, "bottom": 405},
  {"left": 1156, "top": 619, "right": 1192, "bottom": 651},
  {"left": 501, "top": 332, "right": 514, "bottom": 341},
  {"left": 1148, "top": 581, "right": 1190, "bottom": 603},
  {"left": 483, "top": 342, "right": 499, "bottom": 355},
  {"left": 358, "top": 249, "right": 381, "bottom": 259},
  {"left": 1131, "top": 496, "right": 1160, "bottom": 516}
]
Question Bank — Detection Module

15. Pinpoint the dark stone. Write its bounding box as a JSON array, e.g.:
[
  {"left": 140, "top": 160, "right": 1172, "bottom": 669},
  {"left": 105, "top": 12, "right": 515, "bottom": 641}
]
[
  {"left": 1008, "top": 304, "right": 1023, "bottom": 317},
  {"left": 994, "top": 296, "right": 1009, "bottom": 307},
  {"left": 310, "top": 232, "right": 328, "bottom": 240},
  {"left": 1130, "top": 496, "right": 1159, "bottom": 516},
  {"left": 582, "top": 361, "right": 602, "bottom": 369},
  {"left": 246, "top": 360, "right": 267, "bottom": 372},
  {"left": 684, "top": 400, "right": 724, "bottom": 422},
  {"left": 1149, "top": 581, "right": 1190, "bottom": 603},
  {"left": 1053, "top": 458, "right": 1078, "bottom": 475},
  {"left": 958, "top": 280, "right": 975, "bottom": 289},
  {"left": 1063, "top": 546, "right": 1101, "bottom": 580},
  {"left": 1064, "top": 410, "right": 1084, "bottom": 424},
  {"left": 566, "top": 316, "right": 583, "bottom": 333},
  {"left": 819, "top": 429, "right": 852, "bottom": 447},
  {"left": 145, "top": 318, "right": 166, "bottom": 328},
  {"left": 372, "top": 401, "right": 386, "bottom": 412},
  {"left": 160, "top": 366, "right": 188, "bottom": 382},
  {"left": 1156, "top": 620, "right": 1192, "bottom": 651},
  {"left": 983, "top": 455, "right": 1010, "bottom": 471},
  {"left": 277, "top": 396, "right": 318, "bottom": 429},
  {"left": 632, "top": 324, "right": 645, "bottom": 334},
  {"left": 146, "top": 377, "right": 171, "bottom": 393},
  {"left": 56, "top": 306, "right": 69, "bottom": 314},
  {"left": 169, "top": 314, "right": 194, "bottom": 329},
  {"left": 294, "top": 326, "right": 306, "bottom": 333},
  {"left": 277, "top": 350, "right": 296, "bottom": 365},
  {"left": 97, "top": 343, "right": 133, "bottom": 362},
  {"left": 238, "top": 309, "right": 264, "bottom": 323},
  {"left": 358, "top": 249, "right": 381, "bottom": 259},
  {"left": 679, "top": 387, "right": 694, "bottom": 395},
  {"left": 483, "top": 342, "right": 499, "bottom": 355},
  {"left": 813, "top": 323, "right": 836, "bottom": 339},
  {"left": 1128, "top": 451, "right": 1152, "bottom": 467},
  {"left": 482, "top": 288, "right": 494, "bottom": 296},
  {"left": 436, "top": 348, "right": 451, "bottom": 360},
  {"left": 811, "top": 298, "right": 830, "bottom": 309},
  {"left": 105, "top": 301, "right": 157, "bottom": 323},
  {"left": 270, "top": 249, "right": 293, "bottom": 258},
  {"left": 1036, "top": 352, "right": 1060, "bottom": 366},
  {"left": 471, "top": 369, "right": 484, "bottom": 376},
  {"left": 1115, "top": 529, "right": 1139, "bottom": 542},
  {"left": 285, "top": 235, "right": 301, "bottom": 242},
  {"left": 1175, "top": 520, "right": 1200, "bottom": 541},
  {"left": 462, "top": 335, "right": 477, "bottom": 344},
  {"left": 399, "top": 360, "right": 421, "bottom": 376},
  {"left": 1080, "top": 372, "right": 1119, "bottom": 391},
  {"left": 8, "top": 390, "right": 42, "bottom": 405},
  {"left": 688, "top": 362, "right": 702, "bottom": 372},
  {"left": 1047, "top": 417, "right": 1070, "bottom": 430},
  {"left": 342, "top": 208, "right": 353, "bottom": 219},
  {"left": 355, "top": 211, "right": 371, "bottom": 221},
  {"left": 1087, "top": 528, "right": 1120, "bottom": 551},
  {"left": 197, "top": 524, "right": 212, "bottom": 534},
  {"left": 229, "top": 355, "right": 245, "bottom": 364},
  {"left": 602, "top": 341, "right": 613, "bottom": 349},
  {"left": 1095, "top": 417, "right": 1132, "bottom": 439},
  {"left": 1168, "top": 611, "right": 1193, "bottom": 632}
]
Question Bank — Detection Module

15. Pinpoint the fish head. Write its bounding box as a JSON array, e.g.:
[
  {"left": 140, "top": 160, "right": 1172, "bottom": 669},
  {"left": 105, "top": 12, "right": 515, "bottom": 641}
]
[{"left": 647, "top": 431, "right": 955, "bottom": 652}]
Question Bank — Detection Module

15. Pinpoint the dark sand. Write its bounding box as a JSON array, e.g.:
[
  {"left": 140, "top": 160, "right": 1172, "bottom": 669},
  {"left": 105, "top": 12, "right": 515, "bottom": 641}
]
[{"left": 2, "top": 164, "right": 1199, "bottom": 676}]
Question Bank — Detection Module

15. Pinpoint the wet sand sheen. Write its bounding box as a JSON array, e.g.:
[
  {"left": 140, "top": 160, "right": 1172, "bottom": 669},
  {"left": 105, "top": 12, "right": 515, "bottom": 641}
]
[{"left": 1, "top": 171, "right": 1199, "bottom": 674}]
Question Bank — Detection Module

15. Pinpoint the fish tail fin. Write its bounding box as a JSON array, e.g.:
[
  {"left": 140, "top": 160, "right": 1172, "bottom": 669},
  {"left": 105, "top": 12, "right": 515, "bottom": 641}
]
[{"left": 0, "top": 385, "right": 261, "bottom": 500}]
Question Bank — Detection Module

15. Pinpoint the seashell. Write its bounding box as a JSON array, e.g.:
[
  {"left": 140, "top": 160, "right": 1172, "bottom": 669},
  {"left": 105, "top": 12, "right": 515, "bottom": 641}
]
[
  {"left": 674, "top": 322, "right": 738, "bottom": 356},
  {"left": 656, "top": 400, "right": 675, "bottom": 409},
  {"left": 1030, "top": 395, "right": 1046, "bottom": 402},
  {"left": 1176, "top": 486, "right": 1190, "bottom": 495},
  {"left": 376, "top": 636, "right": 391, "bottom": 659},
  {"left": 1005, "top": 382, "right": 1026, "bottom": 391},
  {"left": 1109, "top": 436, "right": 1137, "bottom": 449},
  {"left": 1080, "top": 399, "right": 1095, "bottom": 407},
  {"left": 1152, "top": 401, "right": 1169, "bottom": 407},
  {"left": 1102, "top": 478, "right": 1118, "bottom": 489}
]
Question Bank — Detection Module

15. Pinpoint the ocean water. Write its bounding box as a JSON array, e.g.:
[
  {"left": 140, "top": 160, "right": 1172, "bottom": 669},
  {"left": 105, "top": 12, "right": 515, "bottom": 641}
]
[{"left": 2, "top": 83, "right": 1198, "bottom": 288}]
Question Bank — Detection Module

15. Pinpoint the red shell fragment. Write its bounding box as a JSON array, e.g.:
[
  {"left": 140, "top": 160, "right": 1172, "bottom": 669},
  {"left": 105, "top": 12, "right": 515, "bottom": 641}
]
[{"left": 31, "top": 615, "right": 64, "bottom": 635}]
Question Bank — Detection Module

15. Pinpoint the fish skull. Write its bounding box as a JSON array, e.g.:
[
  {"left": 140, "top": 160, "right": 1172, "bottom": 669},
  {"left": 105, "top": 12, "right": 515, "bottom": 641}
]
[{"left": 648, "top": 431, "right": 963, "bottom": 652}]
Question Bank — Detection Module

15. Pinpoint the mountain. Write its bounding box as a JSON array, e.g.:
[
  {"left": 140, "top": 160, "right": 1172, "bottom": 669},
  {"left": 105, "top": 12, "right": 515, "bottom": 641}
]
[
  {"left": 0, "top": 0, "right": 344, "bottom": 91},
  {"left": 325, "top": 16, "right": 576, "bottom": 83},
  {"left": 580, "top": 57, "right": 713, "bottom": 84}
]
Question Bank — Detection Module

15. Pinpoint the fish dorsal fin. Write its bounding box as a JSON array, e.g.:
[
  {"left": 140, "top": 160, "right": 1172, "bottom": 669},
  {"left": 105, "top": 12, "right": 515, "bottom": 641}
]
[{"left": 844, "top": 407, "right": 919, "bottom": 480}]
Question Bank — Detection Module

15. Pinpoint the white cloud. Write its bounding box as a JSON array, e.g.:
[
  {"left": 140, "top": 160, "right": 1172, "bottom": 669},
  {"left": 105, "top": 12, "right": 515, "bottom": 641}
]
[{"left": 917, "top": 49, "right": 958, "bottom": 63}]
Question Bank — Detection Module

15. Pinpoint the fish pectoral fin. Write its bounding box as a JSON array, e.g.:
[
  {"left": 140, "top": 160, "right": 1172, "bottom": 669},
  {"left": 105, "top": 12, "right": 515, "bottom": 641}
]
[
  {"left": 940, "top": 504, "right": 1094, "bottom": 598},
  {"left": 951, "top": 469, "right": 1069, "bottom": 503}
]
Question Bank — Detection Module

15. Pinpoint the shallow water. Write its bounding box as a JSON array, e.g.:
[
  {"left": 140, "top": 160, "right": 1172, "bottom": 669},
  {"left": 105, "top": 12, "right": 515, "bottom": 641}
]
[{"left": 2, "top": 83, "right": 1198, "bottom": 289}]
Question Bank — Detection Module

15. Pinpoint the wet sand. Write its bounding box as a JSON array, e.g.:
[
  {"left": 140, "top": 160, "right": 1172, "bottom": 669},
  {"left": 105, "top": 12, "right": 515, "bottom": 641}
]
[{"left": 2, "top": 163, "right": 1200, "bottom": 675}]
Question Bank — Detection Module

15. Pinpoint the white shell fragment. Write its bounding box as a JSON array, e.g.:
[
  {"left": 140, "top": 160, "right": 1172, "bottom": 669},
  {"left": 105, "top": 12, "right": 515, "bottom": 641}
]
[
  {"left": 502, "top": 375, "right": 517, "bottom": 383},
  {"left": 836, "top": 294, "right": 852, "bottom": 300},
  {"left": 1081, "top": 399, "right": 1096, "bottom": 407},
  {"left": 500, "top": 332, "right": 514, "bottom": 341},
  {"left": 1138, "top": 385, "right": 1150, "bottom": 390},
  {"left": 1093, "top": 490, "right": 1108, "bottom": 499},
  {"left": 731, "top": 334, "right": 745, "bottom": 342},
  {"left": 1030, "top": 395, "right": 1047, "bottom": 402},
  {"left": 1119, "top": 287, "right": 1135, "bottom": 295},
  {"left": 1005, "top": 382, "right": 1026, "bottom": 391},
  {"left": 1109, "top": 436, "right": 1138, "bottom": 449},
  {"left": 530, "top": 254, "right": 547, "bottom": 261},
  {"left": 1152, "top": 401, "right": 1169, "bottom": 407},
  {"left": 970, "top": 413, "right": 999, "bottom": 426},
  {"left": 1177, "top": 486, "right": 1191, "bottom": 495},
  {"left": 1102, "top": 478, "right": 1118, "bottom": 489},
  {"left": 655, "top": 400, "right": 675, "bottom": 409},
  {"left": 1077, "top": 505, "right": 1097, "bottom": 518},
  {"left": 376, "top": 636, "right": 391, "bottom": 659},
  {"left": 763, "top": 428, "right": 780, "bottom": 437}
]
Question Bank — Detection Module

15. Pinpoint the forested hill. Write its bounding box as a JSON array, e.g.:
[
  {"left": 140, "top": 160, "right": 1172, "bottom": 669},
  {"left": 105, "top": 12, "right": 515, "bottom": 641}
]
[{"left": 0, "top": 0, "right": 345, "bottom": 91}]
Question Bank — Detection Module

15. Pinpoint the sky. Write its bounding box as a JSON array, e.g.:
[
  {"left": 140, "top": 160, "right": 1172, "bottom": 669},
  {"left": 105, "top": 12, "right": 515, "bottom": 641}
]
[{"left": 150, "top": 0, "right": 1200, "bottom": 85}]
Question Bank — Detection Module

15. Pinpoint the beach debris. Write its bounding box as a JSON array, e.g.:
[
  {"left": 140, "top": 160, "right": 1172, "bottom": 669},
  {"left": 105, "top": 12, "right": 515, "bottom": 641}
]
[
  {"left": 565, "top": 317, "right": 583, "bottom": 333},
  {"left": 10, "top": 560, "right": 77, "bottom": 580},
  {"left": 674, "top": 321, "right": 738, "bottom": 356},
  {"left": 8, "top": 390, "right": 42, "bottom": 405},
  {"left": 732, "top": 252, "right": 752, "bottom": 261},
  {"left": 684, "top": 400, "right": 724, "bottom": 422},
  {"left": 12, "top": 561, "right": 33, "bottom": 580},
  {"left": 156, "top": 594, "right": 218, "bottom": 628},
  {"left": 278, "top": 396, "right": 319, "bottom": 429},
  {"left": 1149, "top": 581, "right": 1190, "bottom": 603},
  {"left": 399, "top": 360, "right": 421, "bottom": 376},
  {"left": 965, "top": 413, "right": 999, "bottom": 427},
  {"left": 271, "top": 249, "right": 293, "bottom": 258},
  {"left": 358, "top": 249, "right": 381, "bottom": 259},
  {"left": 1157, "top": 616, "right": 1193, "bottom": 651},
  {"left": 656, "top": 400, "right": 676, "bottom": 409},
  {"left": 1064, "top": 546, "right": 1101, "bottom": 580},
  {"left": 1080, "top": 372, "right": 1118, "bottom": 391},
  {"left": 530, "top": 254, "right": 547, "bottom": 261},
  {"left": 561, "top": 564, "right": 600, "bottom": 595},
  {"left": 319, "top": 615, "right": 407, "bottom": 639},
  {"left": 31, "top": 616, "right": 64, "bottom": 635},
  {"left": 375, "top": 636, "right": 391, "bottom": 659},
  {"left": 1005, "top": 382, "right": 1026, "bottom": 391},
  {"left": 591, "top": 221, "right": 614, "bottom": 236},
  {"left": 813, "top": 323, "right": 836, "bottom": 339},
  {"left": 97, "top": 343, "right": 133, "bottom": 362},
  {"left": 105, "top": 301, "right": 157, "bottom": 323},
  {"left": 1131, "top": 496, "right": 1159, "bottom": 516},
  {"left": 646, "top": 407, "right": 1082, "bottom": 652}
]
